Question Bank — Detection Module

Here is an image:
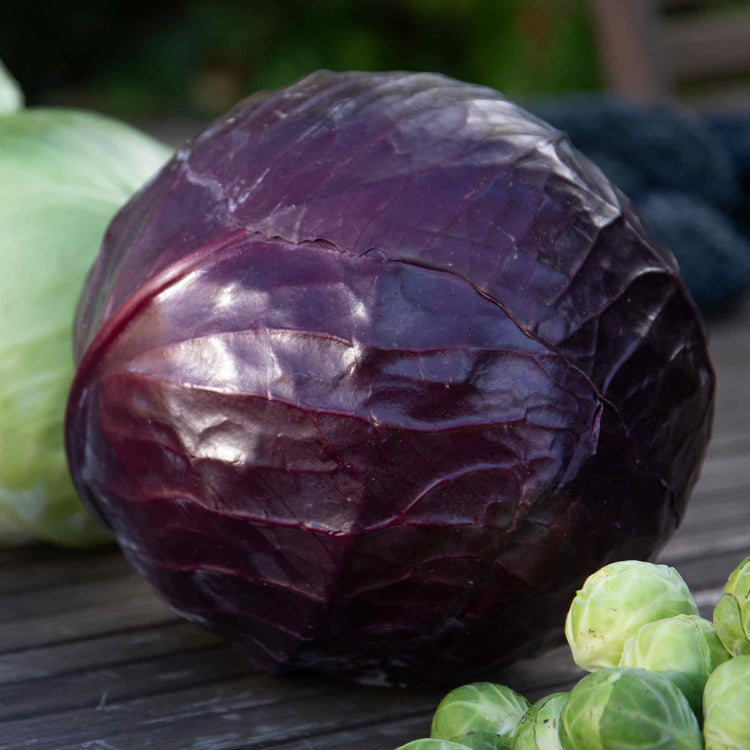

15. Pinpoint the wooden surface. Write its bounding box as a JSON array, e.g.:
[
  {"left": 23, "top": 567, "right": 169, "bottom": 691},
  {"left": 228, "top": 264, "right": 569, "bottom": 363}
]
[{"left": 2, "top": 301, "right": 749, "bottom": 749}]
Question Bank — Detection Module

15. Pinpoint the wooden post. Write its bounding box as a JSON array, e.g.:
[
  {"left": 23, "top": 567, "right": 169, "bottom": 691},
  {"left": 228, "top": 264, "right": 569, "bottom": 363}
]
[{"left": 589, "top": 0, "right": 669, "bottom": 100}]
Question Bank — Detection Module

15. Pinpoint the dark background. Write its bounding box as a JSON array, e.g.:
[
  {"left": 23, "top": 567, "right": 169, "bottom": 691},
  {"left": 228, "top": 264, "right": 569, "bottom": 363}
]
[{"left": 0, "top": 0, "right": 599, "bottom": 119}]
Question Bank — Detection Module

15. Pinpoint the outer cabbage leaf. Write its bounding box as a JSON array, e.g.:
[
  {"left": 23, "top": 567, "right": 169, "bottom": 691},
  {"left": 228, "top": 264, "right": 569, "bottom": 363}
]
[
  {"left": 66, "top": 72, "right": 714, "bottom": 682},
  {"left": 0, "top": 106, "right": 170, "bottom": 546}
]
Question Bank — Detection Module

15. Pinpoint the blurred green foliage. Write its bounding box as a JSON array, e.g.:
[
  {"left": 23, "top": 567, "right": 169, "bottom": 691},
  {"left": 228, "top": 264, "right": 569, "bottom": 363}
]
[{"left": 0, "top": 0, "right": 599, "bottom": 117}]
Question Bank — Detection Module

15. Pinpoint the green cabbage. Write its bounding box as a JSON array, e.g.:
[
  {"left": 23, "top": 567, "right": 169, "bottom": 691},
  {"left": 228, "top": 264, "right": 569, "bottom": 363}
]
[{"left": 0, "top": 61, "right": 171, "bottom": 547}]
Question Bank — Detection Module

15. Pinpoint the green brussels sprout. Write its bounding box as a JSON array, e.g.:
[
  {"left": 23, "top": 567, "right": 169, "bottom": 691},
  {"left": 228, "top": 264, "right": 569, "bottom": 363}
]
[
  {"left": 559, "top": 667, "right": 702, "bottom": 750},
  {"left": 619, "top": 614, "right": 730, "bottom": 718},
  {"left": 712, "top": 556, "right": 750, "bottom": 656},
  {"left": 565, "top": 560, "right": 699, "bottom": 670},
  {"left": 431, "top": 682, "right": 531, "bottom": 750},
  {"left": 396, "top": 741, "right": 472, "bottom": 750},
  {"left": 702, "top": 655, "right": 750, "bottom": 750},
  {"left": 0, "top": 61, "right": 171, "bottom": 547},
  {"left": 512, "top": 692, "right": 568, "bottom": 749}
]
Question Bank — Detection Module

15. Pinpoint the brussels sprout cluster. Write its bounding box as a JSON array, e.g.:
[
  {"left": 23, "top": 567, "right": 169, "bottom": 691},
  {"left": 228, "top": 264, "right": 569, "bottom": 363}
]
[{"left": 396, "top": 557, "right": 750, "bottom": 750}]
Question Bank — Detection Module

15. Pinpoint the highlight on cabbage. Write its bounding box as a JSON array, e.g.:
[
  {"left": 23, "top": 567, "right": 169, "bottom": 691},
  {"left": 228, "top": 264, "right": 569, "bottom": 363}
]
[
  {"left": 712, "top": 555, "right": 750, "bottom": 656},
  {"left": 618, "top": 614, "right": 729, "bottom": 718},
  {"left": 702, "top": 656, "right": 750, "bottom": 750},
  {"left": 0, "top": 61, "right": 171, "bottom": 547},
  {"left": 565, "top": 561, "right": 699, "bottom": 671},
  {"left": 431, "top": 683, "right": 530, "bottom": 749},
  {"left": 559, "top": 668, "right": 702, "bottom": 750},
  {"left": 65, "top": 71, "right": 715, "bottom": 684},
  {"left": 0, "top": 60, "right": 23, "bottom": 115}
]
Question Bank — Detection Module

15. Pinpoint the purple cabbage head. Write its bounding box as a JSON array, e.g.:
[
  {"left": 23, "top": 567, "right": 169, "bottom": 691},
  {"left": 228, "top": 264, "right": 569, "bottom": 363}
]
[{"left": 65, "top": 71, "right": 714, "bottom": 686}]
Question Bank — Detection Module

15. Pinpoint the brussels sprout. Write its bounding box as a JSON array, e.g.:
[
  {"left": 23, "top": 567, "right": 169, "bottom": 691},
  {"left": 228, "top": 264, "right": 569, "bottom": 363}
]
[
  {"left": 713, "top": 556, "right": 750, "bottom": 656},
  {"left": 559, "top": 667, "right": 702, "bottom": 749},
  {"left": 619, "top": 614, "right": 729, "bottom": 718},
  {"left": 0, "top": 61, "right": 171, "bottom": 547},
  {"left": 565, "top": 560, "right": 699, "bottom": 670},
  {"left": 396, "top": 741, "right": 472, "bottom": 750},
  {"left": 512, "top": 692, "right": 568, "bottom": 749},
  {"left": 431, "top": 683, "right": 530, "bottom": 749},
  {"left": 703, "top": 656, "right": 750, "bottom": 750}
]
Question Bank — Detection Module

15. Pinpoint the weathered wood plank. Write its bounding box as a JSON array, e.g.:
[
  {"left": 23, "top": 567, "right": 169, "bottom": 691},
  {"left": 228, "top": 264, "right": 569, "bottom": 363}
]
[
  {"left": 270, "top": 713, "right": 434, "bottom": 750},
  {"left": 663, "top": 527, "right": 750, "bottom": 569},
  {"left": 691, "top": 449, "right": 750, "bottom": 497},
  {"left": 0, "top": 572, "right": 161, "bottom": 623},
  {"left": 675, "top": 490, "right": 750, "bottom": 547},
  {"left": 711, "top": 413, "right": 750, "bottom": 452},
  {"left": 661, "top": 477, "right": 750, "bottom": 564},
  {"left": 707, "top": 325, "right": 750, "bottom": 369},
  {"left": 0, "top": 592, "right": 175, "bottom": 654},
  {"left": 0, "top": 622, "right": 219, "bottom": 685},
  {"left": 0, "top": 547, "right": 126, "bottom": 596},
  {"left": 0, "top": 645, "right": 251, "bottom": 722},
  {"left": 0, "top": 675, "right": 440, "bottom": 750},
  {"left": 660, "top": 543, "right": 746, "bottom": 592},
  {"left": 684, "top": 315, "right": 750, "bottom": 449}
]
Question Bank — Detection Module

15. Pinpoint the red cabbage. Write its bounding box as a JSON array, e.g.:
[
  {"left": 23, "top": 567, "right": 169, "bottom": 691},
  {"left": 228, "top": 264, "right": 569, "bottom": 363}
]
[{"left": 65, "top": 71, "right": 714, "bottom": 686}]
